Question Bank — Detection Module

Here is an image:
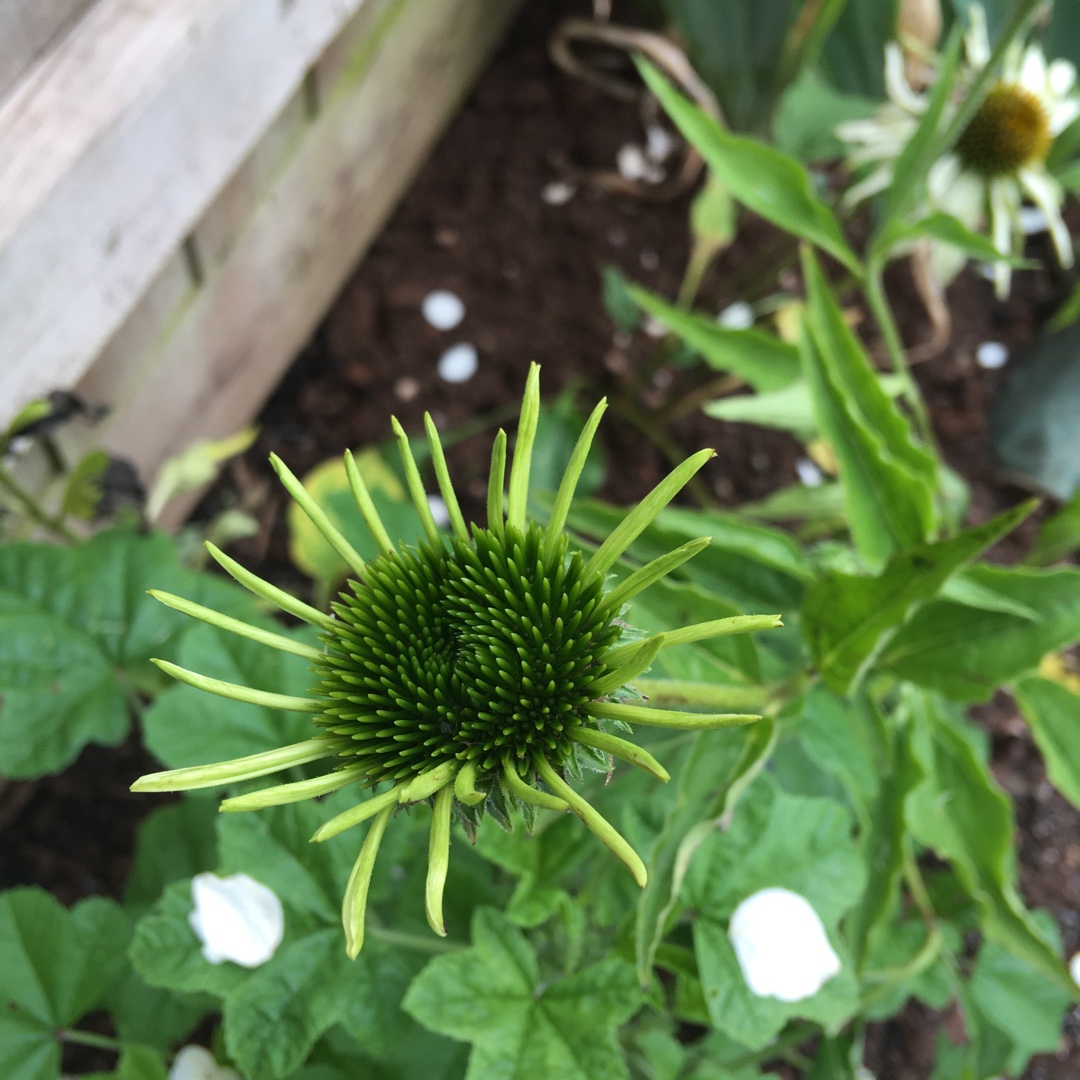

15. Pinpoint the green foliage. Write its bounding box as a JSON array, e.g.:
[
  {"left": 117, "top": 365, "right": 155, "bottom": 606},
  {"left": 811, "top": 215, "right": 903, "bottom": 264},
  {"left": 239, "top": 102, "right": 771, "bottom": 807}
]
[{"left": 403, "top": 908, "right": 643, "bottom": 1080}]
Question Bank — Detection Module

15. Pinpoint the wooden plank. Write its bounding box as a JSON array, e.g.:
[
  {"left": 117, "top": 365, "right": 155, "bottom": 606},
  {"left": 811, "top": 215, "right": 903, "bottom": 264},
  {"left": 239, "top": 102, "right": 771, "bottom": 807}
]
[
  {"left": 78, "top": 0, "right": 519, "bottom": 527},
  {"left": 0, "top": 0, "right": 366, "bottom": 429},
  {"left": 0, "top": 0, "right": 95, "bottom": 100}
]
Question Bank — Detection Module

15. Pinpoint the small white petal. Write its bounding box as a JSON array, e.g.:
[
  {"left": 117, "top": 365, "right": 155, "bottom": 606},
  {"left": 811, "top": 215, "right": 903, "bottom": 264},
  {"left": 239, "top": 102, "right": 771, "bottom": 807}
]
[
  {"left": 1050, "top": 97, "right": 1080, "bottom": 136},
  {"left": 1018, "top": 167, "right": 1074, "bottom": 268},
  {"left": 716, "top": 301, "right": 755, "bottom": 330},
  {"left": 169, "top": 1046, "right": 241, "bottom": 1080},
  {"left": 427, "top": 494, "right": 450, "bottom": 528},
  {"left": 1049, "top": 59, "right": 1077, "bottom": 99},
  {"left": 976, "top": 341, "right": 1009, "bottom": 369},
  {"left": 1070, "top": 951, "right": 1080, "bottom": 988},
  {"left": 729, "top": 887, "right": 842, "bottom": 1003},
  {"left": 541, "top": 180, "right": 577, "bottom": 206},
  {"left": 189, "top": 873, "right": 283, "bottom": 969},
  {"left": 796, "top": 458, "right": 825, "bottom": 487},
  {"left": 964, "top": 4, "right": 991, "bottom": 69},
  {"left": 421, "top": 290, "right": 465, "bottom": 331},
  {"left": 1019, "top": 46, "right": 1047, "bottom": 95},
  {"left": 437, "top": 343, "right": 479, "bottom": 383}
]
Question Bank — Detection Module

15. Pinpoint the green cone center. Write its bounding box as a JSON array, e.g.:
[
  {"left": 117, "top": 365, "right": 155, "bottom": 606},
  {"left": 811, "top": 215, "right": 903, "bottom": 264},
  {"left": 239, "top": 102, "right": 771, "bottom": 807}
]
[{"left": 312, "top": 522, "right": 622, "bottom": 784}]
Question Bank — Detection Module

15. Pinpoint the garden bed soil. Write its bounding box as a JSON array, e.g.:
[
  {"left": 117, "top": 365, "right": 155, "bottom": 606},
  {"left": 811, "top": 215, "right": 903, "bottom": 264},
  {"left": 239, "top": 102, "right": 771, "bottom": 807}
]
[{"left": 2, "top": 1, "right": 1078, "bottom": 1076}]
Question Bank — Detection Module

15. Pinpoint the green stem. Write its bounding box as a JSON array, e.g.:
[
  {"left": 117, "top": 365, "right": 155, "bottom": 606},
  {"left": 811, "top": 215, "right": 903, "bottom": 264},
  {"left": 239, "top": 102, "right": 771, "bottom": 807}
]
[
  {"left": 863, "top": 268, "right": 933, "bottom": 443},
  {"left": 365, "top": 922, "right": 467, "bottom": 954},
  {"left": 58, "top": 1029, "right": 123, "bottom": 1052},
  {"left": 0, "top": 466, "right": 78, "bottom": 542}
]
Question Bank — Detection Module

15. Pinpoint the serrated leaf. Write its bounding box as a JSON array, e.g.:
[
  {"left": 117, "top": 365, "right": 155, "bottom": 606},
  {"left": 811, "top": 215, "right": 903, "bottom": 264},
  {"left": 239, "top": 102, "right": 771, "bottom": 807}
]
[
  {"left": 682, "top": 776, "right": 865, "bottom": 1047},
  {"left": 802, "top": 502, "right": 1034, "bottom": 692},
  {"left": 880, "top": 565, "right": 1080, "bottom": 701},
  {"left": 0, "top": 888, "right": 130, "bottom": 1078},
  {"left": 800, "top": 250, "right": 937, "bottom": 565},
  {"left": 0, "top": 528, "right": 259, "bottom": 776},
  {"left": 905, "top": 692, "right": 1076, "bottom": 995},
  {"left": 635, "top": 723, "right": 777, "bottom": 985},
  {"left": 628, "top": 285, "right": 800, "bottom": 392},
  {"left": 1014, "top": 675, "right": 1080, "bottom": 809},
  {"left": 403, "top": 908, "right": 643, "bottom": 1080},
  {"left": 639, "top": 61, "right": 858, "bottom": 273}
]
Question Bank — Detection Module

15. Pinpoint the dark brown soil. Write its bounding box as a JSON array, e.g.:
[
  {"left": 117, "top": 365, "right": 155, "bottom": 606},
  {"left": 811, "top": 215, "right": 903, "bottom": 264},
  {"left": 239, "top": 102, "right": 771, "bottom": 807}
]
[{"left": 2, "top": 1, "right": 1077, "bottom": 1076}]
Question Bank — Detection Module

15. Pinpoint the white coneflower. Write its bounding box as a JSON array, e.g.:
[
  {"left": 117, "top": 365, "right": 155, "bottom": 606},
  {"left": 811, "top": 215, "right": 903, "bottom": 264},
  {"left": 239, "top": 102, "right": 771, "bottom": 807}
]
[{"left": 838, "top": 4, "right": 1080, "bottom": 297}]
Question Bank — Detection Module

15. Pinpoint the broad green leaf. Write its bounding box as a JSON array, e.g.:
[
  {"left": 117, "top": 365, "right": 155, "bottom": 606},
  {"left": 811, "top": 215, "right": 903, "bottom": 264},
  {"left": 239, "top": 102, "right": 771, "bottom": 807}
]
[
  {"left": 0, "top": 528, "right": 258, "bottom": 775},
  {"left": 682, "top": 776, "right": 865, "bottom": 1047},
  {"left": 403, "top": 908, "right": 643, "bottom": 1080},
  {"left": 125, "top": 799, "right": 219, "bottom": 916},
  {"left": 800, "top": 249, "right": 937, "bottom": 565},
  {"left": 1014, "top": 675, "right": 1080, "bottom": 809},
  {"left": 141, "top": 622, "right": 317, "bottom": 770},
  {"left": 0, "top": 888, "right": 130, "bottom": 1079},
  {"left": 638, "top": 61, "right": 859, "bottom": 273},
  {"left": 905, "top": 693, "right": 1076, "bottom": 994},
  {"left": 104, "top": 970, "right": 208, "bottom": 1055},
  {"left": 705, "top": 380, "right": 819, "bottom": 438},
  {"left": 969, "top": 936, "right": 1072, "bottom": 1076},
  {"left": 880, "top": 564, "right": 1080, "bottom": 701},
  {"left": 774, "top": 68, "right": 877, "bottom": 162},
  {"left": 628, "top": 285, "right": 800, "bottom": 392},
  {"left": 802, "top": 502, "right": 1034, "bottom": 692},
  {"left": 737, "top": 481, "right": 848, "bottom": 528},
  {"left": 635, "top": 723, "right": 777, "bottom": 985}
]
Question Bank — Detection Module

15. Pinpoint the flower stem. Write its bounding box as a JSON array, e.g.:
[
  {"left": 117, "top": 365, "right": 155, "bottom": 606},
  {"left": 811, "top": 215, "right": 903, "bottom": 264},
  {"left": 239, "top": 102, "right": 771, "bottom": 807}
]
[
  {"left": 58, "top": 1029, "right": 123, "bottom": 1052},
  {"left": 0, "top": 466, "right": 78, "bottom": 542}
]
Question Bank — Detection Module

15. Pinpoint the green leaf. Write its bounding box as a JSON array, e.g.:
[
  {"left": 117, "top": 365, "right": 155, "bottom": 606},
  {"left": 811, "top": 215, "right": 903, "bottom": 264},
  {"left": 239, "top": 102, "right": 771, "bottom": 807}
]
[
  {"left": 125, "top": 799, "right": 219, "bottom": 916},
  {"left": 1027, "top": 488, "right": 1080, "bottom": 566},
  {"left": 802, "top": 502, "right": 1034, "bottom": 692},
  {"left": 880, "top": 565, "right": 1080, "bottom": 701},
  {"left": 682, "top": 776, "right": 865, "bottom": 1047},
  {"left": 635, "top": 723, "right": 777, "bottom": 985},
  {"left": 905, "top": 692, "right": 1076, "bottom": 995},
  {"left": 403, "top": 908, "right": 643, "bottom": 1080},
  {"left": 969, "top": 936, "right": 1073, "bottom": 1076},
  {"left": 602, "top": 265, "right": 641, "bottom": 333},
  {"left": 0, "top": 528, "right": 258, "bottom": 776},
  {"left": 1014, "top": 675, "right": 1080, "bottom": 809},
  {"left": 84, "top": 1044, "right": 168, "bottom": 1080},
  {"left": 638, "top": 60, "right": 859, "bottom": 273},
  {"left": 61, "top": 449, "right": 111, "bottom": 520},
  {"left": 878, "top": 212, "right": 1034, "bottom": 267},
  {"left": 142, "top": 622, "right": 317, "bottom": 770},
  {"left": 0, "top": 888, "right": 130, "bottom": 1079},
  {"left": 773, "top": 68, "right": 877, "bottom": 162},
  {"left": 800, "top": 249, "right": 937, "bottom": 565},
  {"left": 628, "top": 285, "right": 801, "bottom": 392},
  {"left": 530, "top": 393, "right": 605, "bottom": 500}
]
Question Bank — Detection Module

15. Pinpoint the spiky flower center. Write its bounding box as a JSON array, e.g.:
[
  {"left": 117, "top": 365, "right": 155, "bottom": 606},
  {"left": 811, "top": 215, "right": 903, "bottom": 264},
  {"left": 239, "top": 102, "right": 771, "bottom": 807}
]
[
  {"left": 955, "top": 81, "right": 1052, "bottom": 176},
  {"left": 312, "top": 522, "right": 622, "bottom": 784}
]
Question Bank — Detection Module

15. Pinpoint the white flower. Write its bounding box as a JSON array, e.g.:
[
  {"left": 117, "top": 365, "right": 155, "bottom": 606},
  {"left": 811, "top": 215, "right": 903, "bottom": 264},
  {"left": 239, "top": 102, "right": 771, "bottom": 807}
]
[
  {"left": 728, "top": 886, "right": 842, "bottom": 1003},
  {"left": 189, "top": 872, "right": 284, "bottom": 968},
  {"left": 168, "top": 1046, "right": 241, "bottom": 1080},
  {"left": 837, "top": 3, "right": 1079, "bottom": 297}
]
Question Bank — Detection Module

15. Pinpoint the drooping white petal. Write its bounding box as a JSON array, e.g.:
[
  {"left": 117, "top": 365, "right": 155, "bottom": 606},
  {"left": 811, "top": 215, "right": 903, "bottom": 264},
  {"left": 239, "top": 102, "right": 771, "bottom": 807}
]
[
  {"left": 927, "top": 154, "right": 961, "bottom": 201},
  {"left": 841, "top": 166, "right": 894, "bottom": 209},
  {"left": 189, "top": 872, "right": 284, "bottom": 968},
  {"left": 169, "top": 1046, "right": 241, "bottom": 1080},
  {"left": 1018, "top": 167, "right": 1074, "bottom": 268},
  {"left": 885, "top": 43, "right": 927, "bottom": 113},
  {"left": 963, "top": 3, "right": 991, "bottom": 68},
  {"left": 1050, "top": 96, "right": 1080, "bottom": 136},
  {"left": 1049, "top": 59, "right": 1077, "bottom": 100},
  {"left": 1019, "top": 45, "right": 1047, "bottom": 95},
  {"left": 728, "top": 887, "right": 842, "bottom": 1003},
  {"left": 988, "top": 177, "right": 1017, "bottom": 297}
]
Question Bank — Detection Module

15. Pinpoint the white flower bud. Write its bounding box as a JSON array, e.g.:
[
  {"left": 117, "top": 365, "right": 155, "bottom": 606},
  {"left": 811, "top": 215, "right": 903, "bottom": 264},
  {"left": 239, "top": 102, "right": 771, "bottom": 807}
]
[
  {"left": 169, "top": 1045, "right": 241, "bottom": 1080},
  {"left": 728, "top": 887, "right": 842, "bottom": 1003},
  {"left": 189, "top": 872, "right": 284, "bottom": 968}
]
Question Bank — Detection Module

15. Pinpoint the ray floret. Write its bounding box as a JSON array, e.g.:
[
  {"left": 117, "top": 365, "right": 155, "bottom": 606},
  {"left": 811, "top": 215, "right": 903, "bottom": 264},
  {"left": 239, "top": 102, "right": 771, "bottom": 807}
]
[{"left": 131, "top": 364, "right": 780, "bottom": 955}]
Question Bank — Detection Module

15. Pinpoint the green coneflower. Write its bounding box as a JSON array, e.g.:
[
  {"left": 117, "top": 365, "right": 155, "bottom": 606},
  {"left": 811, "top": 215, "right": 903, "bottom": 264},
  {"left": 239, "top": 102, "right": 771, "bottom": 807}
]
[{"left": 132, "top": 365, "right": 779, "bottom": 957}]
